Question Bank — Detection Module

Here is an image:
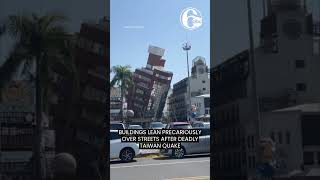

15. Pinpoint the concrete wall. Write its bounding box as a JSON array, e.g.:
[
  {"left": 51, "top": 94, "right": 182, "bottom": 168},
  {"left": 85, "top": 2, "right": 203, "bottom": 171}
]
[
  {"left": 255, "top": 11, "right": 320, "bottom": 103},
  {"left": 190, "top": 71, "right": 210, "bottom": 96}
]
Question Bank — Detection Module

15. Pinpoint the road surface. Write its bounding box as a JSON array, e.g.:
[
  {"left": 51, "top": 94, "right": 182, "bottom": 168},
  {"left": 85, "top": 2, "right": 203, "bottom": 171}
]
[{"left": 110, "top": 155, "right": 210, "bottom": 180}]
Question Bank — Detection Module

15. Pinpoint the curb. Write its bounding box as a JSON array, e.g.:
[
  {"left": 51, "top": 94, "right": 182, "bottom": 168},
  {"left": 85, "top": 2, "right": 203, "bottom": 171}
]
[{"left": 136, "top": 153, "right": 161, "bottom": 159}]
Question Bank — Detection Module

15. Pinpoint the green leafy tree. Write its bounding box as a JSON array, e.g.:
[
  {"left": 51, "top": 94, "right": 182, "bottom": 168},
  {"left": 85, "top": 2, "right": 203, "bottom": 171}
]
[{"left": 110, "top": 65, "right": 133, "bottom": 124}]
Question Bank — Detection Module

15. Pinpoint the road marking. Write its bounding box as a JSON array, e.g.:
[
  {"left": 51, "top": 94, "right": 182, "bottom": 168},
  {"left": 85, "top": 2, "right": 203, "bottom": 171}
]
[
  {"left": 164, "top": 176, "right": 209, "bottom": 180},
  {"left": 110, "top": 160, "right": 209, "bottom": 169}
]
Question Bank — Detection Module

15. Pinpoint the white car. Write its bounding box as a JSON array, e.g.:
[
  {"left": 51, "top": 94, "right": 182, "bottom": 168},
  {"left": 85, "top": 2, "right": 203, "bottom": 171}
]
[
  {"left": 128, "top": 125, "right": 143, "bottom": 129},
  {"left": 149, "top": 122, "right": 165, "bottom": 129},
  {"left": 110, "top": 130, "right": 140, "bottom": 162}
]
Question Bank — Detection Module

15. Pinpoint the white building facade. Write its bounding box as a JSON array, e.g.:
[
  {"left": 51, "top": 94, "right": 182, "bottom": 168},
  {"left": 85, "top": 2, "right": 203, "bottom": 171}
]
[
  {"left": 170, "top": 56, "right": 210, "bottom": 121},
  {"left": 191, "top": 94, "right": 210, "bottom": 121},
  {"left": 212, "top": 0, "right": 320, "bottom": 179}
]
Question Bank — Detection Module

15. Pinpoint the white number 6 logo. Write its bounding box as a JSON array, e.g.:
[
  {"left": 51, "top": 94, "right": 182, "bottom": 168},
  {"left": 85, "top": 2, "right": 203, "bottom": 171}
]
[{"left": 180, "top": 7, "right": 203, "bottom": 30}]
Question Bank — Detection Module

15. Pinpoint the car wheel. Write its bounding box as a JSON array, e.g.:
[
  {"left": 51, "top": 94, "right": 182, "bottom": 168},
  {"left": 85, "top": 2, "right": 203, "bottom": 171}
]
[
  {"left": 173, "top": 147, "right": 185, "bottom": 159},
  {"left": 120, "top": 148, "right": 135, "bottom": 162}
]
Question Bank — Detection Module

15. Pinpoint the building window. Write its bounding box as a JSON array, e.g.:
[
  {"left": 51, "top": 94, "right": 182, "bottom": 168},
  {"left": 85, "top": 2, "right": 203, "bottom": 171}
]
[
  {"left": 296, "top": 83, "right": 307, "bottom": 92},
  {"left": 248, "top": 156, "right": 252, "bottom": 168},
  {"left": 304, "top": 152, "right": 314, "bottom": 165},
  {"left": 278, "top": 132, "right": 282, "bottom": 144},
  {"left": 295, "top": 60, "right": 305, "bottom": 68},
  {"left": 136, "top": 88, "right": 144, "bottom": 95},
  {"left": 203, "top": 88, "right": 206, "bottom": 91},
  {"left": 202, "top": 80, "right": 205, "bottom": 83},
  {"left": 286, "top": 131, "right": 290, "bottom": 144},
  {"left": 251, "top": 136, "right": 255, "bottom": 148},
  {"left": 313, "top": 40, "right": 319, "bottom": 55}
]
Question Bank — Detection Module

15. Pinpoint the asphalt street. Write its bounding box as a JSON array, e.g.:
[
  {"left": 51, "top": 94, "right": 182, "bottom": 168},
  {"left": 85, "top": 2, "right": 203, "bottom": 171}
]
[{"left": 110, "top": 155, "right": 210, "bottom": 180}]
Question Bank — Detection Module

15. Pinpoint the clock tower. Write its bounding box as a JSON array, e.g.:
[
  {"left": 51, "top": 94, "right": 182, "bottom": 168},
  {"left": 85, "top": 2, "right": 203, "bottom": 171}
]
[
  {"left": 191, "top": 56, "right": 208, "bottom": 78},
  {"left": 261, "top": 0, "right": 313, "bottom": 53},
  {"left": 189, "top": 56, "right": 210, "bottom": 97}
]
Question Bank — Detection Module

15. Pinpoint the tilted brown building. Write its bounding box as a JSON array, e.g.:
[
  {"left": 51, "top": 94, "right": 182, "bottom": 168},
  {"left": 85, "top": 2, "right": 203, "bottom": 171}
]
[{"left": 127, "top": 45, "right": 173, "bottom": 125}]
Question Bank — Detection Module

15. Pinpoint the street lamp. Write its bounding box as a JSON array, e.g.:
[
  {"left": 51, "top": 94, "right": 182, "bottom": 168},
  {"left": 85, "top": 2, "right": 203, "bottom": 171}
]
[{"left": 182, "top": 42, "right": 192, "bottom": 121}]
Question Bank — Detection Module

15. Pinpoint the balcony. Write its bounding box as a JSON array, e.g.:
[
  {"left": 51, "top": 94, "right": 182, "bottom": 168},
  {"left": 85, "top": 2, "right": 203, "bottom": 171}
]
[
  {"left": 133, "top": 73, "right": 152, "bottom": 83},
  {"left": 138, "top": 68, "right": 154, "bottom": 76},
  {"left": 137, "top": 82, "right": 150, "bottom": 89}
]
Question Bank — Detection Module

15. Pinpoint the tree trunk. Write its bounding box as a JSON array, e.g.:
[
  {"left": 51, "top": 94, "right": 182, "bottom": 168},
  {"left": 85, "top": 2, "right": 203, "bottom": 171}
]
[{"left": 120, "top": 86, "right": 125, "bottom": 125}]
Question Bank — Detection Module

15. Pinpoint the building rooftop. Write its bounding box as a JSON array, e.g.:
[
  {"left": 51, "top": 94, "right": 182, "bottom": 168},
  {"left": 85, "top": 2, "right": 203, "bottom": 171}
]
[
  {"left": 193, "top": 56, "right": 206, "bottom": 66},
  {"left": 306, "top": 168, "right": 320, "bottom": 176},
  {"left": 148, "top": 45, "right": 165, "bottom": 57},
  {"left": 213, "top": 50, "right": 249, "bottom": 70},
  {"left": 273, "top": 103, "right": 320, "bottom": 113}
]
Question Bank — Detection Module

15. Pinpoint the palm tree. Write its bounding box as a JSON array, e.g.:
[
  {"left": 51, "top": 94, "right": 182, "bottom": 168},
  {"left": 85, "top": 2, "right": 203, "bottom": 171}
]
[
  {"left": 59, "top": 36, "right": 80, "bottom": 139},
  {"left": 0, "top": 12, "right": 71, "bottom": 179},
  {"left": 110, "top": 65, "right": 133, "bottom": 124}
]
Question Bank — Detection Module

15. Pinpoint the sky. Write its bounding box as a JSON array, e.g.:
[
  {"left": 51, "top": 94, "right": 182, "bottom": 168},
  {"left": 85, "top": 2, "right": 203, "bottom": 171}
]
[
  {"left": 1, "top": 0, "right": 319, "bottom": 80},
  {"left": 110, "top": 0, "right": 210, "bottom": 85},
  {"left": 212, "top": 0, "right": 263, "bottom": 66}
]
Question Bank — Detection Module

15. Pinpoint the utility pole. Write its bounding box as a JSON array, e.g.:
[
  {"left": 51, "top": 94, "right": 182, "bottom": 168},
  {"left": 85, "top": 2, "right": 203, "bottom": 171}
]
[
  {"left": 263, "top": 0, "right": 266, "bottom": 17},
  {"left": 182, "top": 42, "right": 192, "bottom": 122},
  {"left": 35, "top": 55, "right": 44, "bottom": 180},
  {"left": 247, "top": 0, "right": 262, "bottom": 178}
]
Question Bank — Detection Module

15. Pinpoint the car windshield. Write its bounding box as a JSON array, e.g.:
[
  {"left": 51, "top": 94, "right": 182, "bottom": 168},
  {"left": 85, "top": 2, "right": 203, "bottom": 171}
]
[
  {"left": 111, "top": 124, "right": 124, "bottom": 130},
  {"left": 174, "top": 124, "right": 192, "bottom": 129},
  {"left": 110, "top": 132, "right": 121, "bottom": 140},
  {"left": 151, "top": 123, "right": 163, "bottom": 128},
  {"left": 129, "top": 125, "right": 142, "bottom": 129}
]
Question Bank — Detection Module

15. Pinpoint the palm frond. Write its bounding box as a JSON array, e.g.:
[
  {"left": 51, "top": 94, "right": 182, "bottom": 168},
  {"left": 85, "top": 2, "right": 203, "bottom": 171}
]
[
  {"left": 110, "top": 77, "right": 119, "bottom": 87},
  {"left": 42, "top": 12, "right": 67, "bottom": 28},
  {"left": 110, "top": 65, "right": 133, "bottom": 94},
  {"left": 0, "top": 43, "right": 30, "bottom": 89}
]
